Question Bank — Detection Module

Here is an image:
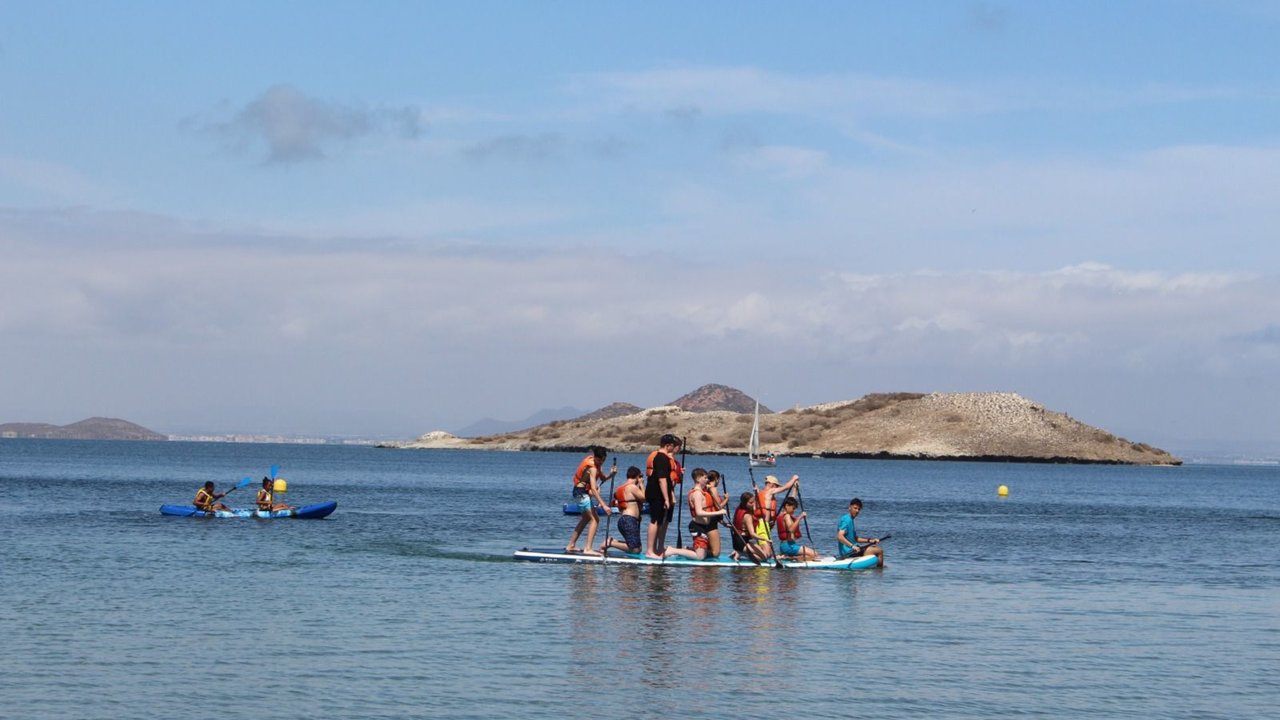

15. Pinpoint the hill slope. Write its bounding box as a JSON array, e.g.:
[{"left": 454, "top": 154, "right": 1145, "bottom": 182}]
[
  {"left": 393, "top": 390, "right": 1179, "bottom": 465},
  {"left": 0, "top": 417, "right": 166, "bottom": 441}
]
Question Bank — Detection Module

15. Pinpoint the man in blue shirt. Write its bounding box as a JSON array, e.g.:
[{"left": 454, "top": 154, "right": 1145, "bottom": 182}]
[{"left": 836, "top": 498, "right": 884, "bottom": 567}]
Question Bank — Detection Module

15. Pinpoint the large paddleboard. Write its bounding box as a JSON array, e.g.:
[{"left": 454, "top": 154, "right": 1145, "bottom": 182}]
[
  {"left": 512, "top": 547, "right": 878, "bottom": 570},
  {"left": 160, "top": 501, "right": 337, "bottom": 519}
]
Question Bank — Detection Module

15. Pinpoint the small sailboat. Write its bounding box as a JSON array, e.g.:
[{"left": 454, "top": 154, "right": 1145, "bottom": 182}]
[{"left": 748, "top": 400, "right": 777, "bottom": 467}]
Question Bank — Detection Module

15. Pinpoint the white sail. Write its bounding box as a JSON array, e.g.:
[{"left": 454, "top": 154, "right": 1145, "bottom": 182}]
[{"left": 748, "top": 400, "right": 776, "bottom": 467}]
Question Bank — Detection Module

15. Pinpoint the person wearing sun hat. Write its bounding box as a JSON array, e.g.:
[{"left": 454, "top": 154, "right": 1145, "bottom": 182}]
[{"left": 755, "top": 473, "right": 798, "bottom": 524}]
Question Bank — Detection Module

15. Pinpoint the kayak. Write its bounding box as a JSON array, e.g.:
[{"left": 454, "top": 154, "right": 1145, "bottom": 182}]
[
  {"left": 159, "top": 501, "right": 338, "bottom": 519},
  {"left": 562, "top": 502, "right": 649, "bottom": 515},
  {"left": 512, "top": 547, "right": 878, "bottom": 571}
]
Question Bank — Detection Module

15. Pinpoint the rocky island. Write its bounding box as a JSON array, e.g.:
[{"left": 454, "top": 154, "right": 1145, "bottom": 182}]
[
  {"left": 390, "top": 384, "right": 1180, "bottom": 466},
  {"left": 0, "top": 417, "right": 166, "bottom": 441}
]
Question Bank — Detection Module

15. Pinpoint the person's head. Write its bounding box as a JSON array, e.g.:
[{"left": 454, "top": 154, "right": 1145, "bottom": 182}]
[
  {"left": 590, "top": 445, "right": 607, "bottom": 460},
  {"left": 764, "top": 475, "right": 780, "bottom": 487},
  {"left": 626, "top": 465, "right": 642, "bottom": 482},
  {"left": 691, "top": 468, "right": 707, "bottom": 485},
  {"left": 263, "top": 477, "right": 272, "bottom": 488},
  {"left": 706, "top": 470, "right": 721, "bottom": 488},
  {"left": 659, "top": 433, "right": 678, "bottom": 449},
  {"left": 203, "top": 481, "right": 215, "bottom": 490},
  {"left": 782, "top": 497, "right": 798, "bottom": 514},
  {"left": 737, "top": 491, "right": 756, "bottom": 512},
  {"left": 848, "top": 498, "right": 862, "bottom": 516}
]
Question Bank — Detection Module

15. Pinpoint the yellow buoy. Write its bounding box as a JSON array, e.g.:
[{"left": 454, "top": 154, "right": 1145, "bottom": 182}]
[
  {"left": 997, "top": 484, "right": 1009, "bottom": 497},
  {"left": 273, "top": 478, "right": 288, "bottom": 493}
]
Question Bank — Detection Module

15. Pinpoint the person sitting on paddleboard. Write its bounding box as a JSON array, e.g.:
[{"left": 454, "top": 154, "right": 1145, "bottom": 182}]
[
  {"left": 194, "top": 481, "right": 232, "bottom": 513},
  {"left": 776, "top": 496, "right": 819, "bottom": 560},
  {"left": 836, "top": 498, "right": 883, "bottom": 567},
  {"left": 565, "top": 446, "right": 614, "bottom": 555},
  {"left": 257, "top": 477, "right": 293, "bottom": 513},
  {"left": 732, "top": 492, "right": 770, "bottom": 563},
  {"left": 599, "top": 466, "right": 645, "bottom": 556}
]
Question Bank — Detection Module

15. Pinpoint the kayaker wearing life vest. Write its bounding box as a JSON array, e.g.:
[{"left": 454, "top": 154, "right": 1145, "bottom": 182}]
[
  {"left": 600, "top": 466, "right": 645, "bottom": 555},
  {"left": 194, "top": 481, "right": 232, "bottom": 513},
  {"left": 645, "top": 434, "right": 682, "bottom": 559},
  {"left": 257, "top": 477, "right": 293, "bottom": 512},
  {"left": 565, "top": 446, "right": 614, "bottom": 555}
]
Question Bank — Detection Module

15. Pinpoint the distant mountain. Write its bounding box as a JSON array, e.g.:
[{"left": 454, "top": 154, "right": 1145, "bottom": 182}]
[
  {"left": 669, "top": 384, "right": 768, "bottom": 414},
  {"left": 454, "top": 406, "right": 586, "bottom": 438},
  {"left": 0, "top": 417, "right": 166, "bottom": 441},
  {"left": 574, "top": 402, "right": 643, "bottom": 422}
]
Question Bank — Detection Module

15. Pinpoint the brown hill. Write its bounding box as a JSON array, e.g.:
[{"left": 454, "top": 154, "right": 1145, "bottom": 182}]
[
  {"left": 395, "top": 390, "right": 1179, "bottom": 466},
  {"left": 574, "top": 402, "right": 644, "bottom": 422},
  {"left": 669, "top": 384, "right": 769, "bottom": 413},
  {"left": 0, "top": 417, "right": 166, "bottom": 441}
]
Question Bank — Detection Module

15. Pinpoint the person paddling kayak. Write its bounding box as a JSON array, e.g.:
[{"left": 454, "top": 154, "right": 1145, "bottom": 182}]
[
  {"left": 257, "top": 477, "right": 293, "bottom": 513},
  {"left": 193, "top": 481, "right": 232, "bottom": 513}
]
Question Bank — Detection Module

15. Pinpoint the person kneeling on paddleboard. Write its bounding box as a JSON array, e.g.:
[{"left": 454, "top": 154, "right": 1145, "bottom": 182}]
[
  {"left": 836, "top": 498, "right": 884, "bottom": 567},
  {"left": 600, "top": 466, "right": 645, "bottom": 556}
]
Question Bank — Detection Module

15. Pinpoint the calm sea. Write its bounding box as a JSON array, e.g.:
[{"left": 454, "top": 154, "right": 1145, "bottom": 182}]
[{"left": 1, "top": 440, "right": 1277, "bottom": 719}]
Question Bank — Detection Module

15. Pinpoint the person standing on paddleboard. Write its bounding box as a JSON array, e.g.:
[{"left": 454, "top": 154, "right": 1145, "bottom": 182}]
[
  {"left": 645, "top": 434, "right": 681, "bottom": 558},
  {"left": 565, "top": 446, "right": 614, "bottom": 555},
  {"left": 836, "top": 498, "right": 883, "bottom": 567}
]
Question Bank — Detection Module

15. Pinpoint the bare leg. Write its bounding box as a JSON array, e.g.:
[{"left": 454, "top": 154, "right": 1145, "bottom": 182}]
[
  {"left": 645, "top": 519, "right": 662, "bottom": 559},
  {"left": 567, "top": 514, "right": 590, "bottom": 552}
]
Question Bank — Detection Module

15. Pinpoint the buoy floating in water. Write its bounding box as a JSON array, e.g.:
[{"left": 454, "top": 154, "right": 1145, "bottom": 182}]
[
  {"left": 274, "top": 478, "right": 288, "bottom": 493},
  {"left": 997, "top": 484, "right": 1009, "bottom": 497}
]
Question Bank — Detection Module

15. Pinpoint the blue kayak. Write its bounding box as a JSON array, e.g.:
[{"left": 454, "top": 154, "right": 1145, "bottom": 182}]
[{"left": 160, "top": 501, "right": 337, "bottom": 519}]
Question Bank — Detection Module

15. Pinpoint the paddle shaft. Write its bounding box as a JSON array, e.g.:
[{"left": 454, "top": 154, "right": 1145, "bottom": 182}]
[
  {"left": 794, "top": 482, "right": 816, "bottom": 548},
  {"left": 601, "top": 459, "right": 618, "bottom": 559},
  {"left": 675, "top": 437, "right": 687, "bottom": 549}
]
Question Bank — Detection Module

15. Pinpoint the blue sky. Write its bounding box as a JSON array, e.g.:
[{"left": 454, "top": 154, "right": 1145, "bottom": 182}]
[{"left": 1, "top": 2, "right": 1277, "bottom": 454}]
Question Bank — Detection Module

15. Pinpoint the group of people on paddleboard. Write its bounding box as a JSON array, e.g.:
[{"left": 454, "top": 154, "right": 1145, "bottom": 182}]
[
  {"left": 565, "top": 434, "right": 884, "bottom": 566},
  {"left": 193, "top": 477, "right": 293, "bottom": 514}
]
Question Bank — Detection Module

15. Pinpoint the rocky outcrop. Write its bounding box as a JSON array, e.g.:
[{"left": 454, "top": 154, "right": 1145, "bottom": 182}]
[
  {"left": 391, "top": 391, "right": 1180, "bottom": 465},
  {"left": 669, "top": 384, "right": 769, "bottom": 414}
]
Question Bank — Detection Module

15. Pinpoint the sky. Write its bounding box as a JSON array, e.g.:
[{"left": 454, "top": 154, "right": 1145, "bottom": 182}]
[{"left": 1, "top": 1, "right": 1278, "bottom": 454}]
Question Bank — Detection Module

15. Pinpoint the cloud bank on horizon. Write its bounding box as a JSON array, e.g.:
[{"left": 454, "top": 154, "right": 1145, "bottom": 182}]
[{"left": 0, "top": 2, "right": 1276, "bottom": 451}]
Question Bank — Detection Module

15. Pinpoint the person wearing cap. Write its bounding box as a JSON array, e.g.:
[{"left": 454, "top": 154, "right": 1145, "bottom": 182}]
[
  {"left": 836, "top": 498, "right": 884, "bottom": 566},
  {"left": 256, "top": 477, "right": 293, "bottom": 512},
  {"left": 644, "top": 433, "right": 681, "bottom": 558},
  {"left": 755, "top": 473, "right": 799, "bottom": 524},
  {"left": 193, "top": 481, "right": 232, "bottom": 513},
  {"left": 599, "top": 466, "right": 645, "bottom": 555},
  {"left": 566, "top": 446, "right": 614, "bottom": 555}
]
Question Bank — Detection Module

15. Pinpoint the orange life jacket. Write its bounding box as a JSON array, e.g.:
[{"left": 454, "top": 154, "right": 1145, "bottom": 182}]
[
  {"left": 572, "top": 456, "right": 597, "bottom": 489},
  {"left": 687, "top": 486, "right": 717, "bottom": 522},
  {"left": 646, "top": 450, "right": 683, "bottom": 485}
]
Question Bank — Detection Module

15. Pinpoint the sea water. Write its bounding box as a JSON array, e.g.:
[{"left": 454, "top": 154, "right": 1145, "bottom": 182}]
[{"left": 0, "top": 440, "right": 1276, "bottom": 719}]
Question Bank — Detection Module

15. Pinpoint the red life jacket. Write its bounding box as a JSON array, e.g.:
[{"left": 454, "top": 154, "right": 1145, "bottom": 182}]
[
  {"left": 572, "top": 456, "right": 597, "bottom": 489},
  {"left": 733, "top": 507, "right": 753, "bottom": 536},
  {"left": 777, "top": 512, "right": 800, "bottom": 542}
]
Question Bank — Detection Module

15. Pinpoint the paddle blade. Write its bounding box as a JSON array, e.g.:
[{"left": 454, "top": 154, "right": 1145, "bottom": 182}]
[
  {"left": 269, "top": 464, "right": 279, "bottom": 480},
  {"left": 235, "top": 476, "right": 254, "bottom": 489}
]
